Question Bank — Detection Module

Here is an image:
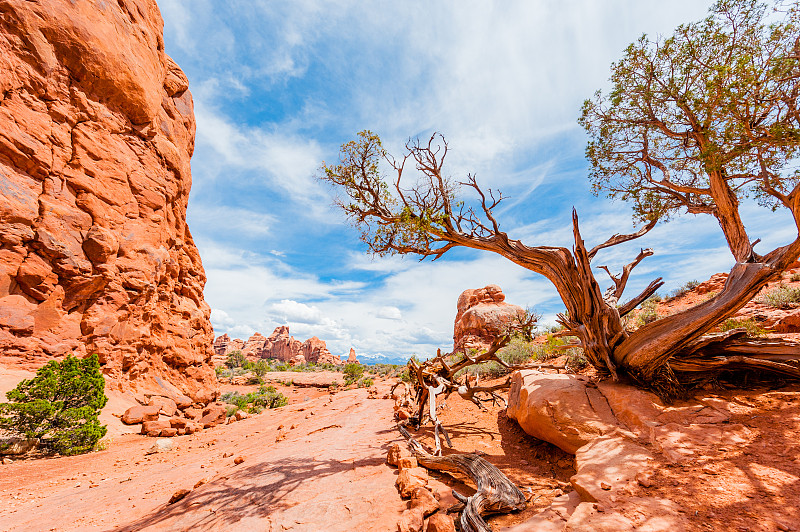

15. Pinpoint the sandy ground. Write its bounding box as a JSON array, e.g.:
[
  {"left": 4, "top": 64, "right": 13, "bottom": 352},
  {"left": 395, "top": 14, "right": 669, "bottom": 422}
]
[
  {"left": 0, "top": 379, "right": 407, "bottom": 532},
  {"left": 2, "top": 364, "right": 800, "bottom": 531}
]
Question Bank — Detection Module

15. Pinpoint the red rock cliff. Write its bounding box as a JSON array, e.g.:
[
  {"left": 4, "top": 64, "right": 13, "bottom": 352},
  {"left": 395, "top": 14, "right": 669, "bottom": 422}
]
[{"left": 0, "top": 0, "right": 217, "bottom": 402}]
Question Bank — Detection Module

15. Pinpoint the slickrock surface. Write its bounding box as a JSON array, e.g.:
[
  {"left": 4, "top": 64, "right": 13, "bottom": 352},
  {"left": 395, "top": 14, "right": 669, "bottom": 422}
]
[
  {"left": 453, "top": 285, "right": 525, "bottom": 353},
  {"left": 0, "top": 0, "right": 216, "bottom": 402},
  {"left": 507, "top": 371, "right": 800, "bottom": 531},
  {"left": 0, "top": 382, "right": 407, "bottom": 531}
]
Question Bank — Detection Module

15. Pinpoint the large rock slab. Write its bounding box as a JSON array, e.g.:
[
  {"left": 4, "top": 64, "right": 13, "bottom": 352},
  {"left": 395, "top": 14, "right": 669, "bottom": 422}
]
[
  {"left": 507, "top": 371, "right": 619, "bottom": 453},
  {"left": 570, "top": 432, "right": 654, "bottom": 503},
  {"left": 453, "top": 284, "right": 525, "bottom": 352},
  {"left": 0, "top": 0, "right": 216, "bottom": 402}
]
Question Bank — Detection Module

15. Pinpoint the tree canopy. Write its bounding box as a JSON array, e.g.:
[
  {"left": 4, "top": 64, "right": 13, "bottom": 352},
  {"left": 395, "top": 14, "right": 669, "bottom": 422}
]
[{"left": 580, "top": 0, "right": 800, "bottom": 263}]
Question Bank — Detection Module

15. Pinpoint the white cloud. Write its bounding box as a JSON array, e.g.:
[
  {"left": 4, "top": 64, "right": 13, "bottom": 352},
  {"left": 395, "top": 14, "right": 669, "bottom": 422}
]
[
  {"left": 376, "top": 306, "right": 402, "bottom": 320},
  {"left": 269, "top": 299, "right": 327, "bottom": 325}
]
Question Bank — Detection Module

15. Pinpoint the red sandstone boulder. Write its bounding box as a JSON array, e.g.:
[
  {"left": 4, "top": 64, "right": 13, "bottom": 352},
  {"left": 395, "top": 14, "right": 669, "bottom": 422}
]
[
  {"left": 289, "top": 354, "right": 306, "bottom": 366},
  {"left": 121, "top": 405, "right": 160, "bottom": 425},
  {"left": 453, "top": 285, "right": 525, "bottom": 352},
  {"left": 425, "top": 513, "right": 456, "bottom": 532},
  {"left": 148, "top": 396, "right": 178, "bottom": 417},
  {"left": 506, "top": 371, "right": 619, "bottom": 454},
  {"left": 142, "top": 420, "right": 171, "bottom": 437},
  {"left": 0, "top": 0, "right": 217, "bottom": 404},
  {"left": 410, "top": 487, "right": 439, "bottom": 517},
  {"left": 199, "top": 403, "right": 227, "bottom": 428}
]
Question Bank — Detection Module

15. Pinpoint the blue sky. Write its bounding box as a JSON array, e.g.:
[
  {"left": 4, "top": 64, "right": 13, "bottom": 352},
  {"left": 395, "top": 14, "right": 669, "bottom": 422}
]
[{"left": 158, "top": 1, "right": 796, "bottom": 363}]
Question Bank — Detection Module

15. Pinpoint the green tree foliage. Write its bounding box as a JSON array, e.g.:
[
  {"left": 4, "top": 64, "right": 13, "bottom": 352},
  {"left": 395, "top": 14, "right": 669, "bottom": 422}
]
[
  {"left": 226, "top": 350, "right": 246, "bottom": 369},
  {"left": 220, "top": 385, "right": 288, "bottom": 414},
  {"left": 343, "top": 362, "right": 364, "bottom": 384},
  {"left": 0, "top": 354, "right": 108, "bottom": 456},
  {"left": 580, "top": 0, "right": 800, "bottom": 258}
]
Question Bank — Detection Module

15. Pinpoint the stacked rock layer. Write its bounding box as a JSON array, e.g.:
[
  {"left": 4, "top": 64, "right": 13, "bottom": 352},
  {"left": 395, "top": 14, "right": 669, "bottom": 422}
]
[{"left": 0, "top": 0, "right": 216, "bottom": 402}]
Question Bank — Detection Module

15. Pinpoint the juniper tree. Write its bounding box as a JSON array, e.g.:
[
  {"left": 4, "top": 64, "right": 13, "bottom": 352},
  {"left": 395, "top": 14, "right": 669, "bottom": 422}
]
[{"left": 321, "top": 0, "right": 800, "bottom": 395}]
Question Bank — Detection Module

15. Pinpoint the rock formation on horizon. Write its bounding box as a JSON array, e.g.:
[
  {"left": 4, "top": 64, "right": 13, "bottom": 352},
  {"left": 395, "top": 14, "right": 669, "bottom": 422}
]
[
  {"left": 213, "top": 326, "right": 344, "bottom": 365},
  {"left": 347, "top": 347, "right": 359, "bottom": 364},
  {"left": 0, "top": 0, "right": 216, "bottom": 402},
  {"left": 453, "top": 284, "right": 525, "bottom": 353}
]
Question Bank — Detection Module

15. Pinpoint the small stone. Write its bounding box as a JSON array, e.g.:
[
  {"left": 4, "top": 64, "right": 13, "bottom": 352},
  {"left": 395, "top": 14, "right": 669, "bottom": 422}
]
[
  {"left": 600, "top": 481, "right": 612, "bottom": 490},
  {"left": 145, "top": 438, "right": 173, "bottom": 455},
  {"left": 234, "top": 456, "right": 245, "bottom": 465},
  {"left": 701, "top": 465, "right": 718, "bottom": 475},
  {"left": 396, "top": 467, "right": 429, "bottom": 498},
  {"left": 636, "top": 471, "right": 654, "bottom": 488},
  {"left": 410, "top": 487, "right": 439, "bottom": 517},
  {"left": 193, "top": 477, "right": 210, "bottom": 489},
  {"left": 425, "top": 512, "right": 456, "bottom": 532},
  {"left": 169, "top": 489, "right": 191, "bottom": 504},
  {"left": 397, "top": 507, "right": 424, "bottom": 532},
  {"left": 397, "top": 456, "right": 418, "bottom": 470},
  {"left": 387, "top": 443, "right": 414, "bottom": 467},
  {"left": 2, "top": 458, "right": 12, "bottom": 465}
]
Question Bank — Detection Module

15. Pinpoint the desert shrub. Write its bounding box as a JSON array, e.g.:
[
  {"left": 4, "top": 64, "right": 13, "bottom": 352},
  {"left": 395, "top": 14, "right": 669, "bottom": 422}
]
[
  {"left": 358, "top": 377, "right": 374, "bottom": 388},
  {"left": 399, "top": 369, "right": 411, "bottom": 382},
  {"left": 0, "top": 354, "right": 107, "bottom": 456},
  {"left": 274, "top": 363, "right": 288, "bottom": 372},
  {"left": 343, "top": 362, "right": 364, "bottom": 384},
  {"left": 531, "top": 334, "right": 572, "bottom": 361},
  {"left": 253, "top": 360, "right": 269, "bottom": 377},
  {"left": 369, "top": 363, "right": 403, "bottom": 378},
  {"left": 225, "top": 350, "right": 246, "bottom": 368},
  {"left": 246, "top": 375, "right": 264, "bottom": 385},
  {"left": 220, "top": 385, "right": 288, "bottom": 414},
  {"left": 566, "top": 349, "right": 588, "bottom": 371},
  {"left": 758, "top": 285, "right": 800, "bottom": 309},
  {"left": 497, "top": 337, "right": 535, "bottom": 366},
  {"left": 668, "top": 280, "right": 700, "bottom": 300},
  {"left": 716, "top": 318, "right": 767, "bottom": 337},
  {"left": 635, "top": 297, "right": 660, "bottom": 327}
]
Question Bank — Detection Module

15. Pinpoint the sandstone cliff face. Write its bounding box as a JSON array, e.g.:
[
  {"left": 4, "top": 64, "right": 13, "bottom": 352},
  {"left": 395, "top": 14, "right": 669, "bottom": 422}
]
[
  {"left": 0, "top": 0, "right": 217, "bottom": 402},
  {"left": 453, "top": 284, "right": 525, "bottom": 353}
]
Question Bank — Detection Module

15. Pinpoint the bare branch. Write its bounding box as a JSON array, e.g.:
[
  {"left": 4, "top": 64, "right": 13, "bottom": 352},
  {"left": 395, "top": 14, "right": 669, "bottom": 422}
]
[{"left": 587, "top": 219, "right": 658, "bottom": 260}]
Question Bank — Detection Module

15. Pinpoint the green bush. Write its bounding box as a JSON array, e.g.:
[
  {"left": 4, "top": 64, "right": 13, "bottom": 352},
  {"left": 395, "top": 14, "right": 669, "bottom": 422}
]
[
  {"left": 635, "top": 297, "right": 660, "bottom": 327},
  {"left": 343, "top": 362, "right": 364, "bottom": 384},
  {"left": 0, "top": 354, "right": 107, "bottom": 456},
  {"left": 668, "top": 280, "right": 700, "bottom": 300},
  {"left": 758, "top": 285, "right": 800, "bottom": 309},
  {"left": 226, "top": 350, "right": 246, "bottom": 368},
  {"left": 717, "top": 318, "right": 767, "bottom": 337},
  {"left": 253, "top": 359, "right": 269, "bottom": 377},
  {"left": 220, "top": 385, "right": 288, "bottom": 414},
  {"left": 358, "top": 377, "right": 374, "bottom": 388}
]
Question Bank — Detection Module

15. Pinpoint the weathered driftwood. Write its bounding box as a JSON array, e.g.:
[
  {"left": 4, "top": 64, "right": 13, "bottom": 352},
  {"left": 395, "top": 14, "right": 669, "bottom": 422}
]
[
  {"left": 398, "top": 425, "right": 526, "bottom": 532},
  {"left": 399, "top": 334, "right": 567, "bottom": 454}
]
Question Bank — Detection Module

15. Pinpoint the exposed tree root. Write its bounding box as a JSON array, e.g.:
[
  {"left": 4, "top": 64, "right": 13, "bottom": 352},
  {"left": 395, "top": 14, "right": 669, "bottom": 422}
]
[{"left": 398, "top": 425, "right": 527, "bottom": 532}]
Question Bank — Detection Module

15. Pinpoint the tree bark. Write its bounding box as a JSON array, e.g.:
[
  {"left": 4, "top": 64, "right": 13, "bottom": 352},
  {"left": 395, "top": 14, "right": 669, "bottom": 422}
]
[{"left": 399, "top": 425, "right": 527, "bottom": 532}]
